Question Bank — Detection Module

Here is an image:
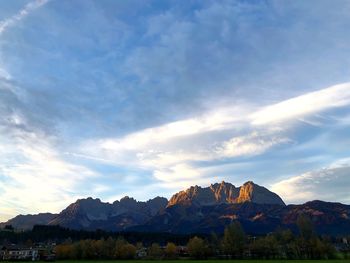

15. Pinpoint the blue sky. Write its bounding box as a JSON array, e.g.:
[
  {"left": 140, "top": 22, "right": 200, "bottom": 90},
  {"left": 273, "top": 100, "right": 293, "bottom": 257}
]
[{"left": 1, "top": 0, "right": 350, "bottom": 221}]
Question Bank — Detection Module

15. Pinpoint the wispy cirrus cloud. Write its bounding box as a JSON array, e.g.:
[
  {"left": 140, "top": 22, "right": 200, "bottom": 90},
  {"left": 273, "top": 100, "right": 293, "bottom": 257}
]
[
  {"left": 251, "top": 83, "right": 350, "bottom": 125},
  {"left": 0, "top": 0, "right": 49, "bottom": 36},
  {"left": 0, "top": 0, "right": 49, "bottom": 94}
]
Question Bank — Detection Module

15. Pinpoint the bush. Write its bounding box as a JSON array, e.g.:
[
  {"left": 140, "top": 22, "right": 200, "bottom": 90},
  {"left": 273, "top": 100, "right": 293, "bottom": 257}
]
[
  {"left": 148, "top": 243, "right": 163, "bottom": 259},
  {"left": 165, "top": 242, "right": 177, "bottom": 259},
  {"left": 187, "top": 236, "right": 208, "bottom": 259}
]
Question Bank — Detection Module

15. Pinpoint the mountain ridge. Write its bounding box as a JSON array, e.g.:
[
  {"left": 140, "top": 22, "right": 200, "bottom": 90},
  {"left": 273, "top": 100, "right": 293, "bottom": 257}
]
[{"left": 1, "top": 181, "right": 349, "bottom": 236}]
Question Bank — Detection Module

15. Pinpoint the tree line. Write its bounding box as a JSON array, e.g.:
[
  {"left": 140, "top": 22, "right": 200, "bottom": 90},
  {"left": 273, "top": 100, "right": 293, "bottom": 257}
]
[
  {"left": 55, "top": 237, "right": 180, "bottom": 260},
  {"left": 0, "top": 225, "right": 192, "bottom": 245},
  {"left": 52, "top": 215, "right": 348, "bottom": 260}
]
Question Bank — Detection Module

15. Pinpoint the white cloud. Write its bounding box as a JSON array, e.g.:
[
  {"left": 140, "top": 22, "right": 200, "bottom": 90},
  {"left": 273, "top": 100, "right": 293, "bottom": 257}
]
[
  {"left": 97, "top": 106, "right": 249, "bottom": 152},
  {"left": 153, "top": 163, "right": 222, "bottom": 191},
  {"left": 0, "top": 0, "right": 49, "bottom": 36},
  {"left": 144, "top": 132, "right": 289, "bottom": 187},
  {"left": 329, "top": 157, "right": 350, "bottom": 168},
  {"left": 215, "top": 131, "right": 289, "bottom": 158},
  {"left": 271, "top": 159, "right": 350, "bottom": 204},
  {"left": 79, "top": 124, "right": 287, "bottom": 195},
  {"left": 87, "top": 82, "right": 350, "bottom": 161},
  {"left": 251, "top": 82, "right": 350, "bottom": 125},
  {"left": 135, "top": 130, "right": 289, "bottom": 168},
  {"left": 78, "top": 82, "right": 350, "bottom": 191},
  {"left": 0, "top": 67, "right": 11, "bottom": 80},
  {"left": 92, "top": 184, "right": 111, "bottom": 194},
  {"left": 0, "top": 129, "right": 97, "bottom": 222},
  {"left": 154, "top": 163, "right": 201, "bottom": 183},
  {"left": 82, "top": 129, "right": 288, "bottom": 169}
]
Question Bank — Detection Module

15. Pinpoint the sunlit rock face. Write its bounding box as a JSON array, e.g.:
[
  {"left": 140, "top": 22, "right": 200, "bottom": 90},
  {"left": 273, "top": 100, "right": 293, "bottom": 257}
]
[
  {"left": 167, "top": 181, "right": 285, "bottom": 207},
  {"left": 167, "top": 181, "right": 239, "bottom": 207},
  {"left": 236, "top": 181, "right": 286, "bottom": 206}
]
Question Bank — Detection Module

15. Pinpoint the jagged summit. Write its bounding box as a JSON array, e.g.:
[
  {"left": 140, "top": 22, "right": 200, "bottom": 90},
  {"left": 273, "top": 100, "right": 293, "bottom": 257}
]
[
  {"left": 167, "top": 181, "right": 285, "bottom": 207},
  {"left": 48, "top": 196, "right": 168, "bottom": 230},
  {"left": 237, "top": 181, "right": 285, "bottom": 205}
]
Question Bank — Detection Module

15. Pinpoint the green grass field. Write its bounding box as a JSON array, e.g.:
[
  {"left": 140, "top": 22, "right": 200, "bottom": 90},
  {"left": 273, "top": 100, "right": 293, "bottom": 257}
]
[{"left": 31, "top": 260, "right": 350, "bottom": 263}]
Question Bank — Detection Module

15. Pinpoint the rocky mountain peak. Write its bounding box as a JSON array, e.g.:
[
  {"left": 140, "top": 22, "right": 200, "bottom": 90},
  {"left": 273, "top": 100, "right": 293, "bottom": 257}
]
[
  {"left": 237, "top": 181, "right": 285, "bottom": 205},
  {"left": 209, "top": 181, "right": 239, "bottom": 203},
  {"left": 167, "top": 181, "right": 285, "bottom": 207},
  {"left": 77, "top": 197, "right": 102, "bottom": 204},
  {"left": 119, "top": 196, "right": 137, "bottom": 206},
  {"left": 147, "top": 196, "right": 168, "bottom": 205},
  {"left": 120, "top": 196, "right": 134, "bottom": 201}
]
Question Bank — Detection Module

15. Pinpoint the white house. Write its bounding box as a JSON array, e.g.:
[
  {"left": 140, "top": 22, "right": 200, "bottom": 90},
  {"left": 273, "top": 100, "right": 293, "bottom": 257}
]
[{"left": 1, "top": 245, "right": 39, "bottom": 261}]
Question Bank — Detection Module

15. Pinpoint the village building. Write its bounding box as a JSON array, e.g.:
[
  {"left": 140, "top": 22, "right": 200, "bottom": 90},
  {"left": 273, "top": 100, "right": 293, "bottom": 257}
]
[{"left": 1, "top": 245, "right": 39, "bottom": 261}]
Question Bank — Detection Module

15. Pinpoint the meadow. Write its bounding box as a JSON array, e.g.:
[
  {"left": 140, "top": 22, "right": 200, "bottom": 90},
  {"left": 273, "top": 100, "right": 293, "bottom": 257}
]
[
  {"left": 18, "top": 260, "right": 350, "bottom": 263},
  {"left": 61, "top": 261, "right": 347, "bottom": 263}
]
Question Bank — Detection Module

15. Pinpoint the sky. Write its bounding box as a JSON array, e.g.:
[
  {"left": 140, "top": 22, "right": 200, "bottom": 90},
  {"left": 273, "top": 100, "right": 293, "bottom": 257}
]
[{"left": 1, "top": 0, "right": 350, "bottom": 222}]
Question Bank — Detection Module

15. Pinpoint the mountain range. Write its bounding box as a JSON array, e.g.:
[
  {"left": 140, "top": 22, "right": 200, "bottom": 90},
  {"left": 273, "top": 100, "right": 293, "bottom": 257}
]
[{"left": 1, "top": 181, "right": 350, "bottom": 236}]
